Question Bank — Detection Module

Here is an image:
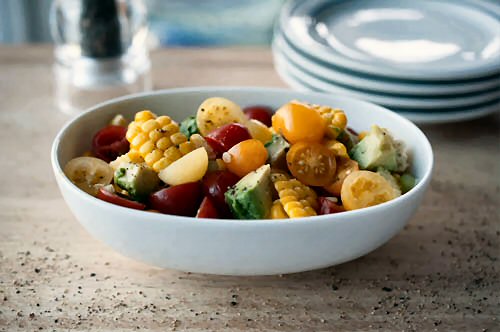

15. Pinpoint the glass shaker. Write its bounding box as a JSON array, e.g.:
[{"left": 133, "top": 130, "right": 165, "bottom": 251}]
[{"left": 50, "top": 0, "right": 152, "bottom": 115}]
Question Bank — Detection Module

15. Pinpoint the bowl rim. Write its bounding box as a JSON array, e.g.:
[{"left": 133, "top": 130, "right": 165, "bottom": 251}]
[{"left": 51, "top": 86, "right": 434, "bottom": 226}]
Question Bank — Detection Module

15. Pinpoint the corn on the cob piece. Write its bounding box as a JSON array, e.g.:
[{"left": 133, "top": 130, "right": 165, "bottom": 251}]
[
  {"left": 272, "top": 175, "right": 318, "bottom": 218},
  {"left": 270, "top": 200, "right": 288, "bottom": 219},
  {"left": 313, "top": 106, "right": 347, "bottom": 139},
  {"left": 125, "top": 110, "right": 192, "bottom": 172}
]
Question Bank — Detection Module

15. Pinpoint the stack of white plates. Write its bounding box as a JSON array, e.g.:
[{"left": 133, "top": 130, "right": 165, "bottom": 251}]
[{"left": 272, "top": 0, "right": 500, "bottom": 124}]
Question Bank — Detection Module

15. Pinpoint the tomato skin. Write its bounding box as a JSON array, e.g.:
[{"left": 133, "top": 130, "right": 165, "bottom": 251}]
[
  {"left": 205, "top": 123, "right": 252, "bottom": 156},
  {"left": 286, "top": 142, "right": 337, "bottom": 186},
  {"left": 97, "top": 187, "right": 146, "bottom": 210},
  {"left": 196, "top": 197, "right": 219, "bottom": 218},
  {"left": 202, "top": 171, "right": 240, "bottom": 217},
  {"left": 272, "top": 102, "right": 326, "bottom": 144},
  {"left": 92, "top": 125, "right": 129, "bottom": 162},
  {"left": 318, "top": 197, "right": 345, "bottom": 215},
  {"left": 243, "top": 105, "right": 273, "bottom": 127},
  {"left": 341, "top": 170, "right": 399, "bottom": 211},
  {"left": 323, "top": 158, "right": 359, "bottom": 197},
  {"left": 224, "top": 139, "right": 268, "bottom": 178},
  {"left": 149, "top": 182, "right": 202, "bottom": 216}
]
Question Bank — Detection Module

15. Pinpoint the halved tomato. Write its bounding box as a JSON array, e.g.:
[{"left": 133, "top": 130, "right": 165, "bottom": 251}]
[
  {"left": 324, "top": 158, "right": 359, "bottom": 197},
  {"left": 97, "top": 187, "right": 146, "bottom": 210},
  {"left": 286, "top": 142, "right": 336, "bottom": 186}
]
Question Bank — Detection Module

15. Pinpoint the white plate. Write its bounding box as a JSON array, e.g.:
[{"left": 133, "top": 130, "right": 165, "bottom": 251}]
[
  {"left": 280, "top": 0, "right": 500, "bottom": 80},
  {"left": 273, "top": 52, "right": 500, "bottom": 109},
  {"left": 396, "top": 103, "right": 500, "bottom": 124},
  {"left": 273, "top": 33, "right": 500, "bottom": 96},
  {"left": 275, "top": 62, "right": 500, "bottom": 124},
  {"left": 51, "top": 87, "right": 433, "bottom": 275}
]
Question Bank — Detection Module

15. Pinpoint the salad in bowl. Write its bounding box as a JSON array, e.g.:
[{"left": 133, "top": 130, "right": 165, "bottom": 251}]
[{"left": 63, "top": 97, "right": 416, "bottom": 220}]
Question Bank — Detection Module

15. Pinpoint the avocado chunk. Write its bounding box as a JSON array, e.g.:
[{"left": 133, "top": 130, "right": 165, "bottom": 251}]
[
  {"left": 265, "top": 134, "right": 290, "bottom": 168},
  {"left": 114, "top": 163, "right": 160, "bottom": 201},
  {"left": 399, "top": 173, "right": 416, "bottom": 194},
  {"left": 350, "top": 125, "right": 407, "bottom": 172},
  {"left": 224, "top": 164, "right": 272, "bottom": 219},
  {"left": 179, "top": 116, "right": 199, "bottom": 137}
]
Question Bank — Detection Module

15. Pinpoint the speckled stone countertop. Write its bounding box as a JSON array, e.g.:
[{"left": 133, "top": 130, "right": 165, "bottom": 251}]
[{"left": 0, "top": 46, "right": 498, "bottom": 332}]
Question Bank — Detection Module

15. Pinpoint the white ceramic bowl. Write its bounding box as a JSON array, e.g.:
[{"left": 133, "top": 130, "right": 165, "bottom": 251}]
[{"left": 51, "top": 87, "right": 433, "bottom": 276}]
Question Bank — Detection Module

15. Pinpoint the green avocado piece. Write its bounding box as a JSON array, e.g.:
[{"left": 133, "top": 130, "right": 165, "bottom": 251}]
[
  {"left": 350, "top": 125, "right": 405, "bottom": 171},
  {"left": 114, "top": 163, "right": 160, "bottom": 201},
  {"left": 225, "top": 164, "right": 272, "bottom": 219},
  {"left": 179, "top": 116, "right": 199, "bottom": 137},
  {"left": 265, "top": 134, "right": 290, "bottom": 168},
  {"left": 399, "top": 173, "right": 416, "bottom": 194}
]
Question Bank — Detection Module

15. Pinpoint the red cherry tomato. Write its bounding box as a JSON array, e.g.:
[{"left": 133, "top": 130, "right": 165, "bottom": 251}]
[
  {"left": 318, "top": 197, "right": 345, "bottom": 215},
  {"left": 196, "top": 197, "right": 219, "bottom": 218},
  {"left": 97, "top": 187, "right": 146, "bottom": 210},
  {"left": 205, "top": 123, "right": 251, "bottom": 156},
  {"left": 92, "top": 125, "right": 129, "bottom": 162},
  {"left": 202, "top": 171, "right": 240, "bottom": 217},
  {"left": 149, "top": 182, "right": 202, "bottom": 216},
  {"left": 243, "top": 105, "right": 273, "bottom": 127}
]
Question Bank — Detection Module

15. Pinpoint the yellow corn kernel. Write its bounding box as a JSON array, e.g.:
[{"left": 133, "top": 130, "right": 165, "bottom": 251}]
[
  {"left": 162, "top": 123, "right": 179, "bottom": 134},
  {"left": 156, "top": 115, "right": 172, "bottom": 127},
  {"left": 313, "top": 106, "right": 347, "bottom": 139},
  {"left": 152, "top": 157, "right": 171, "bottom": 172},
  {"left": 141, "top": 119, "right": 160, "bottom": 133},
  {"left": 170, "top": 132, "right": 188, "bottom": 145},
  {"left": 135, "top": 110, "right": 156, "bottom": 123},
  {"left": 272, "top": 177, "right": 318, "bottom": 218},
  {"left": 164, "top": 146, "right": 183, "bottom": 160},
  {"left": 144, "top": 149, "right": 163, "bottom": 165},
  {"left": 270, "top": 200, "right": 288, "bottom": 219},
  {"left": 156, "top": 137, "right": 172, "bottom": 150},
  {"left": 139, "top": 140, "right": 155, "bottom": 155},
  {"left": 358, "top": 131, "right": 368, "bottom": 140},
  {"left": 324, "top": 140, "right": 348, "bottom": 158},
  {"left": 179, "top": 141, "right": 195, "bottom": 155},
  {"left": 109, "top": 151, "right": 145, "bottom": 170}
]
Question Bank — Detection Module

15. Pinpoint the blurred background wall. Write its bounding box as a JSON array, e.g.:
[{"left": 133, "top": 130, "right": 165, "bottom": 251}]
[{"left": 0, "top": 0, "right": 284, "bottom": 46}]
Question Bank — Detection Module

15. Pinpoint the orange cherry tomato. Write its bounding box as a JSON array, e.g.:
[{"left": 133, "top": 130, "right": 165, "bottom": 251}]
[
  {"left": 272, "top": 102, "right": 326, "bottom": 144},
  {"left": 286, "top": 141, "right": 336, "bottom": 186},
  {"left": 323, "top": 158, "right": 359, "bottom": 197},
  {"left": 223, "top": 139, "right": 268, "bottom": 177}
]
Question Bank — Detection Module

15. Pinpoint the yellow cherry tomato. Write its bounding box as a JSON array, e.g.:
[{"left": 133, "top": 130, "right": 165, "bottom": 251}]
[
  {"left": 323, "top": 158, "right": 359, "bottom": 197},
  {"left": 272, "top": 102, "right": 326, "bottom": 143},
  {"left": 246, "top": 119, "right": 273, "bottom": 144},
  {"left": 223, "top": 139, "right": 268, "bottom": 177},
  {"left": 286, "top": 141, "right": 336, "bottom": 186},
  {"left": 341, "top": 170, "right": 399, "bottom": 211}
]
